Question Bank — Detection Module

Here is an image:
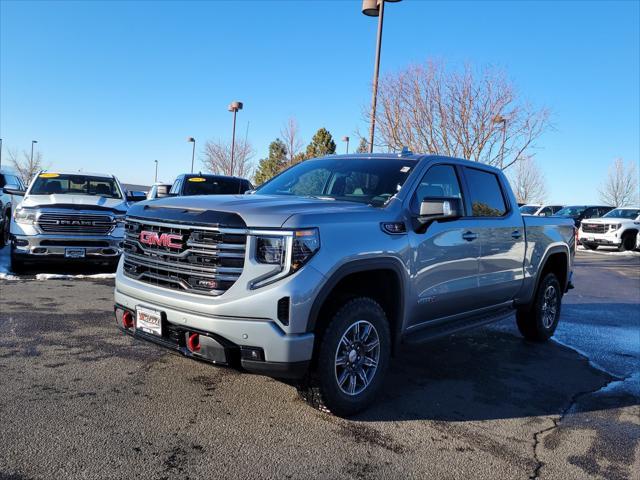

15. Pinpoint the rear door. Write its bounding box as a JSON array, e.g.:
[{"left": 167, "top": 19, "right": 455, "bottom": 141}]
[
  {"left": 408, "top": 163, "right": 483, "bottom": 325},
  {"left": 462, "top": 167, "right": 525, "bottom": 308}
]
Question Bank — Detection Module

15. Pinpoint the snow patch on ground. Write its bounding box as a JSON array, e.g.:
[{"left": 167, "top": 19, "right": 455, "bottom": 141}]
[
  {"left": 34, "top": 273, "right": 115, "bottom": 280},
  {"left": 577, "top": 245, "right": 640, "bottom": 256}
]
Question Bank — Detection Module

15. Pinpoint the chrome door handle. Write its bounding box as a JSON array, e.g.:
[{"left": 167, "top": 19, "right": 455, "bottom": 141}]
[
  {"left": 462, "top": 231, "right": 478, "bottom": 241},
  {"left": 511, "top": 230, "right": 522, "bottom": 239}
]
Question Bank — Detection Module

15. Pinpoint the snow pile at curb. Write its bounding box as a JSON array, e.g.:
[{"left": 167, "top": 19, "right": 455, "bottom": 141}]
[{"left": 35, "top": 273, "right": 116, "bottom": 280}]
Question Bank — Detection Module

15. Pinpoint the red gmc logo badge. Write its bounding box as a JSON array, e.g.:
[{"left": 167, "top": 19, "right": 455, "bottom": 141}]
[{"left": 139, "top": 230, "right": 183, "bottom": 249}]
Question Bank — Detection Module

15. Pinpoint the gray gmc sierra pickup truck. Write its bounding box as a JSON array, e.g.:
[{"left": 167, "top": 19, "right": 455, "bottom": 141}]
[{"left": 114, "top": 153, "right": 575, "bottom": 416}]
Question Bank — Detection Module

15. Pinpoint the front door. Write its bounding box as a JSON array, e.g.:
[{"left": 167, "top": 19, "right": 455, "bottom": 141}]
[{"left": 408, "top": 164, "right": 483, "bottom": 326}]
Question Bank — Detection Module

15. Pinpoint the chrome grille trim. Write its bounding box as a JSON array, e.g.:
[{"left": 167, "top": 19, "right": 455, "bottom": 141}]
[
  {"left": 123, "top": 218, "right": 247, "bottom": 296},
  {"left": 37, "top": 212, "right": 115, "bottom": 235}
]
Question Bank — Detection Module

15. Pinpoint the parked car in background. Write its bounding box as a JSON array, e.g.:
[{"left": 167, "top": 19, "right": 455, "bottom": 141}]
[
  {"left": 554, "top": 205, "right": 614, "bottom": 228},
  {"left": 168, "top": 174, "right": 253, "bottom": 197},
  {"left": 114, "top": 153, "right": 575, "bottom": 416},
  {"left": 519, "top": 204, "right": 565, "bottom": 216},
  {"left": 146, "top": 183, "right": 172, "bottom": 200},
  {"left": 0, "top": 169, "right": 27, "bottom": 247},
  {"left": 579, "top": 207, "right": 640, "bottom": 251},
  {"left": 8, "top": 171, "right": 133, "bottom": 272}
]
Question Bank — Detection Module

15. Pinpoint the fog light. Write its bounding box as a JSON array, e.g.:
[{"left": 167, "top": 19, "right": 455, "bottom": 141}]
[{"left": 241, "top": 347, "right": 264, "bottom": 361}]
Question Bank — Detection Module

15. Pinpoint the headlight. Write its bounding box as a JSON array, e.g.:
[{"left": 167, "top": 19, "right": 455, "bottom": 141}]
[
  {"left": 609, "top": 223, "right": 621, "bottom": 231},
  {"left": 252, "top": 228, "right": 320, "bottom": 288},
  {"left": 14, "top": 208, "right": 37, "bottom": 225}
]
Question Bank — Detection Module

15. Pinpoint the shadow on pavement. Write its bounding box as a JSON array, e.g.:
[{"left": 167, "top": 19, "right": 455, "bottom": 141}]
[{"left": 355, "top": 322, "right": 634, "bottom": 423}]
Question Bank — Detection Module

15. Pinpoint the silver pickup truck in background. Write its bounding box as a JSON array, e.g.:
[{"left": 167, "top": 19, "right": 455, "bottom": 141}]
[
  {"left": 8, "top": 171, "right": 131, "bottom": 272},
  {"left": 114, "top": 154, "right": 575, "bottom": 416}
]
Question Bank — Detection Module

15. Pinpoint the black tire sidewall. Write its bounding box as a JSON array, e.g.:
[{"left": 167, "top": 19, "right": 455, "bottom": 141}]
[
  {"left": 532, "top": 273, "right": 562, "bottom": 340},
  {"left": 315, "top": 298, "right": 391, "bottom": 416},
  {"left": 620, "top": 232, "right": 636, "bottom": 251}
]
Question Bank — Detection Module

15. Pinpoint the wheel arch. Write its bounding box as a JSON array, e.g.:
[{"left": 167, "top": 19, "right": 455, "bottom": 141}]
[{"left": 306, "top": 258, "right": 407, "bottom": 357}]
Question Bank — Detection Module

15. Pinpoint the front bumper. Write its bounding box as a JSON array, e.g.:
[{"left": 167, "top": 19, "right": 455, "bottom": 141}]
[
  {"left": 578, "top": 230, "right": 621, "bottom": 246},
  {"left": 11, "top": 234, "right": 124, "bottom": 260},
  {"left": 114, "top": 287, "right": 315, "bottom": 379}
]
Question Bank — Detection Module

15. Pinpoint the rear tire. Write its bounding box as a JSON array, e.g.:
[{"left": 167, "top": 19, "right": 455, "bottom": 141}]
[
  {"left": 618, "top": 232, "right": 636, "bottom": 252},
  {"left": 582, "top": 242, "right": 598, "bottom": 251},
  {"left": 516, "top": 273, "right": 562, "bottom": 342},
  {"left": 297, "top": 297, "right": 391, "bottom": 417}
]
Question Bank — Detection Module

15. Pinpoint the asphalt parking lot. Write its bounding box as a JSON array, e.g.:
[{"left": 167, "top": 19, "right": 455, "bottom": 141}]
[{"left": 0, "top": 248, "right": 638, "bottom": 480}]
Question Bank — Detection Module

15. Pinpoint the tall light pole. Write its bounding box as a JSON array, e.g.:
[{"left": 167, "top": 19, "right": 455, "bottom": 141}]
[
  {"left": 362, "top": 0, "right": 401, "bottom": 154},
  {"left": 228, "top": 101, "right": 243, "bottom": 176},
  {"left": 30, "top": 140, "right": 38, "bottom": 164},
  {"left": 0, "top": 138, "right": 3, "bottom": 169},
  {"left": 187, "top": 137, "right": 196, "bottom": 173},
  {"left": 493, "top": 115, "right": 507, "bottom": 168},
  {"left": 154, "top": 160, "right": 158, "bottom": 183},
  {"left": 342, "top": 136, "right": 350, "bottom": 154}
]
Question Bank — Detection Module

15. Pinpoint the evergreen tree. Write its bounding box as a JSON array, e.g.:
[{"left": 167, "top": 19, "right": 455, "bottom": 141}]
[
  {"left": 305, "top": 128, "right": 336, "bottom": 159},
  {"left": 254, "top": 138, "right": 288, "bottom": 185},
  {"left": 356, "top": 137, "right": 369, "bottom": 153}
]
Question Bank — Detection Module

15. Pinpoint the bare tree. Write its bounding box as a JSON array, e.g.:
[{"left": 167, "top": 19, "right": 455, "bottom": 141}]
[
  {"left": 599, "top": 158, "right": 638, "bottom": 207},
  {"left": 507, "top": 157, "right": 547, "bottom": 204},
  {"left": 281, "top": 117, "right": 304, "bottom": 166},
  {"left": 8, "top": 148, "right": 45, "bottom": 185},
  {"left": 201, "top": 139, "right": 255, "bottom": 179},
  {"left": 374, "top": 60, "right": 550, "bottom": 169}
]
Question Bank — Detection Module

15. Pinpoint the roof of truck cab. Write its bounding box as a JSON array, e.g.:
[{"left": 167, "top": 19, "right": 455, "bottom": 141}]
[
  {"left": 38, "top": 170, "right": 116, "bottom": 178},
  {"left": 312, "top": 153, "right": 504, "bottom": 172}
]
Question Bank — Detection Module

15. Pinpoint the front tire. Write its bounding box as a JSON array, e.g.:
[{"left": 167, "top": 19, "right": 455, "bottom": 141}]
[
  {"left": 0, "top": 210, "right": 10, "bottom": 248},
  {"left": 10, "top": 248, "right": 27, "bottom": 274},
  {"left": 298, "top": 297, "right": 391, "bottom": 417},
  {"left": 516, "top": 273, "right": 562, "bottom": 342},
  {"left": 618, "top": 232, "right": 636, "bottom": 252}
]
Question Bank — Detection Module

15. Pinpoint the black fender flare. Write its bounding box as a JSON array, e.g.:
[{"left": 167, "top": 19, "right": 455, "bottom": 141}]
[
  {"left": 306, "top": 257, "right": 407, "bottom": 348},
  {"left": 517, "top": 244, "right": 571, "bottom": 307}
]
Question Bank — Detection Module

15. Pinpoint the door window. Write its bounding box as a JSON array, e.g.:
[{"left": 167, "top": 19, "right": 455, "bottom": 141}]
[
  {"left": 539, "top": 207, "right": 552, "bottom": 216},
  {"left": 412, "top": 165, "right": 463, "bottom": 212},
  {"left": 464, "top": 168, "right": 508, "bottom": 217}
]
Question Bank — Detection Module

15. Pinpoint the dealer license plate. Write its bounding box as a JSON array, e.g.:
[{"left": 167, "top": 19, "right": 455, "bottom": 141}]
[{"left": 136, "top": 306, "right": 162, "bottom": 336}]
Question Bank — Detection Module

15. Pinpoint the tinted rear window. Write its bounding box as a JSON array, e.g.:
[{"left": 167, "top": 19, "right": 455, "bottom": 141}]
[
  {"left": 465, "top": 168, "right": 507, "bottom": 217},
  {"left": 182, "top": 176, "right": 241, "bottom": 196}
]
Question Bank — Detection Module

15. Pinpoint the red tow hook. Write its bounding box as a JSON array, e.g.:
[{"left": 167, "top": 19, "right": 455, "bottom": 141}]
[
  {"left": 122, "top": 311, "right": 134, "bottom": 329},
  {"left": 187, "top": 333, "right": 201, "bottom": 353}
]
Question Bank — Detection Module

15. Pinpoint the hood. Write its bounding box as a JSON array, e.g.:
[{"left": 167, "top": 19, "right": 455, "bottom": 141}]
[
  {"left": 127, "top": 194, "right": 373, "bottom": 228},
  {"left": 581, "top": 217, "right": 633, "bottom": 224},
  {"left": 22, "top": 194, "right": 129, "bottom": 212}
]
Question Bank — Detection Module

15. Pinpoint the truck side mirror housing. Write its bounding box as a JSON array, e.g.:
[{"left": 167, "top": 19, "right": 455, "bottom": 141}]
[
  {"left": 127, "top": 191, "right": 147, "bottom": 202},
  {"left": 3, "top": 184, "right": 26, "bottom": 196},
  {"left": 414, "top": 197, "right": 463, "bottom": 233}
]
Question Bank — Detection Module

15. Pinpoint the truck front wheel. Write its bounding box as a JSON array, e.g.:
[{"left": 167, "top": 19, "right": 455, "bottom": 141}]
[
  {"left": 516, "top": 273, "right": 562, "bottom": 342},
  {"left": 618, "top": 232, "right": 636, "bottom": 252},
  {"left": 298, "top": 297, "right": 391, "bottom": 417}
]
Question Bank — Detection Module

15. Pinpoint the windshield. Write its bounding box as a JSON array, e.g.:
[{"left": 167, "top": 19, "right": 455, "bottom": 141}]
[
  {"left": 182, "top": 176, "right": 243, "bottom": 196},
  {"left": 30, "top": 174, "right": 122, "bottom": 199},
  {"left": 255, "top": 158, "right": 416, "bottom": 205},
  {"left": 555, "top": 206, "right": 586, "bottom": 217},
  {"left": 519, "top": 205, "right": 539, "bottom": 214},
  {"left": 603, "top": 208, "right": 640, "bottom": 219}
]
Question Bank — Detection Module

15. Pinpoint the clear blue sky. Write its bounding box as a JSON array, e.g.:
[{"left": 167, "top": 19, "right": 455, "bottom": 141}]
[{"left": 1, "top": 0, "right": 638, "bottom": 204}]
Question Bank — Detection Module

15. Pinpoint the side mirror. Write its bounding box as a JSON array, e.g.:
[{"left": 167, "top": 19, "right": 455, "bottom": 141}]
[
  {"left": 414, "top": 197, "right": 463, "bottom": 233},
  {"left": 244, "top": 189, "right": 256, "bottom": 195},
  {"left": 3, "top": 184, "right": 26, "bottom": 196},
  {"left": 126, "top": 191, "right": 147, "bottom": 202}
]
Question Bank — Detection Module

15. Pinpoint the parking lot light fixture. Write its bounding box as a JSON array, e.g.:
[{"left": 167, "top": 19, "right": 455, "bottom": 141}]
[
  {"left": 493, "top": 115, "right": 507, "bottom": 168},
  {"left": 228, "top": 101, "right": 243, "bottom": 176},
  {"left": 154, "top": 160, "right": 158, "bottom": 183},
  {"left": 31, "top": 140, "right": 38, "bottom": 163},
  {"left": 187, "top": 137, "right": 196, "bottom": 173},
  {"left": 362, "top": 0, "right": 402, "bottom": 154},
  {"left": 342, "top": 136, "right": 350, "bottom": 154}
]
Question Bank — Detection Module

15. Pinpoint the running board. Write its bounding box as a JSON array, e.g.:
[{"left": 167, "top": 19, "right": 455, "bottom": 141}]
[{"left": 402, "top": 307, "right": 514, "bottom": 345}]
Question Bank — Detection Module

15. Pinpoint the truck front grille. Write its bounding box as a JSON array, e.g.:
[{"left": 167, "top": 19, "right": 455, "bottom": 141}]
[
  {"left": 37, "top": 213, "right": 115, "bottom": 235},
  {"left": 123, "top": 218, "right": 247, "bottom": 296},
  {"left": 581, "top": 223, "right": 607, "bottom": 234}
]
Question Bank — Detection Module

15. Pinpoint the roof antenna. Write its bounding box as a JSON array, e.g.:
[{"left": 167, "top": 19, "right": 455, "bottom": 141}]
[{"left": 399, "top": 146, "right": 412, "bottom": 157}]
